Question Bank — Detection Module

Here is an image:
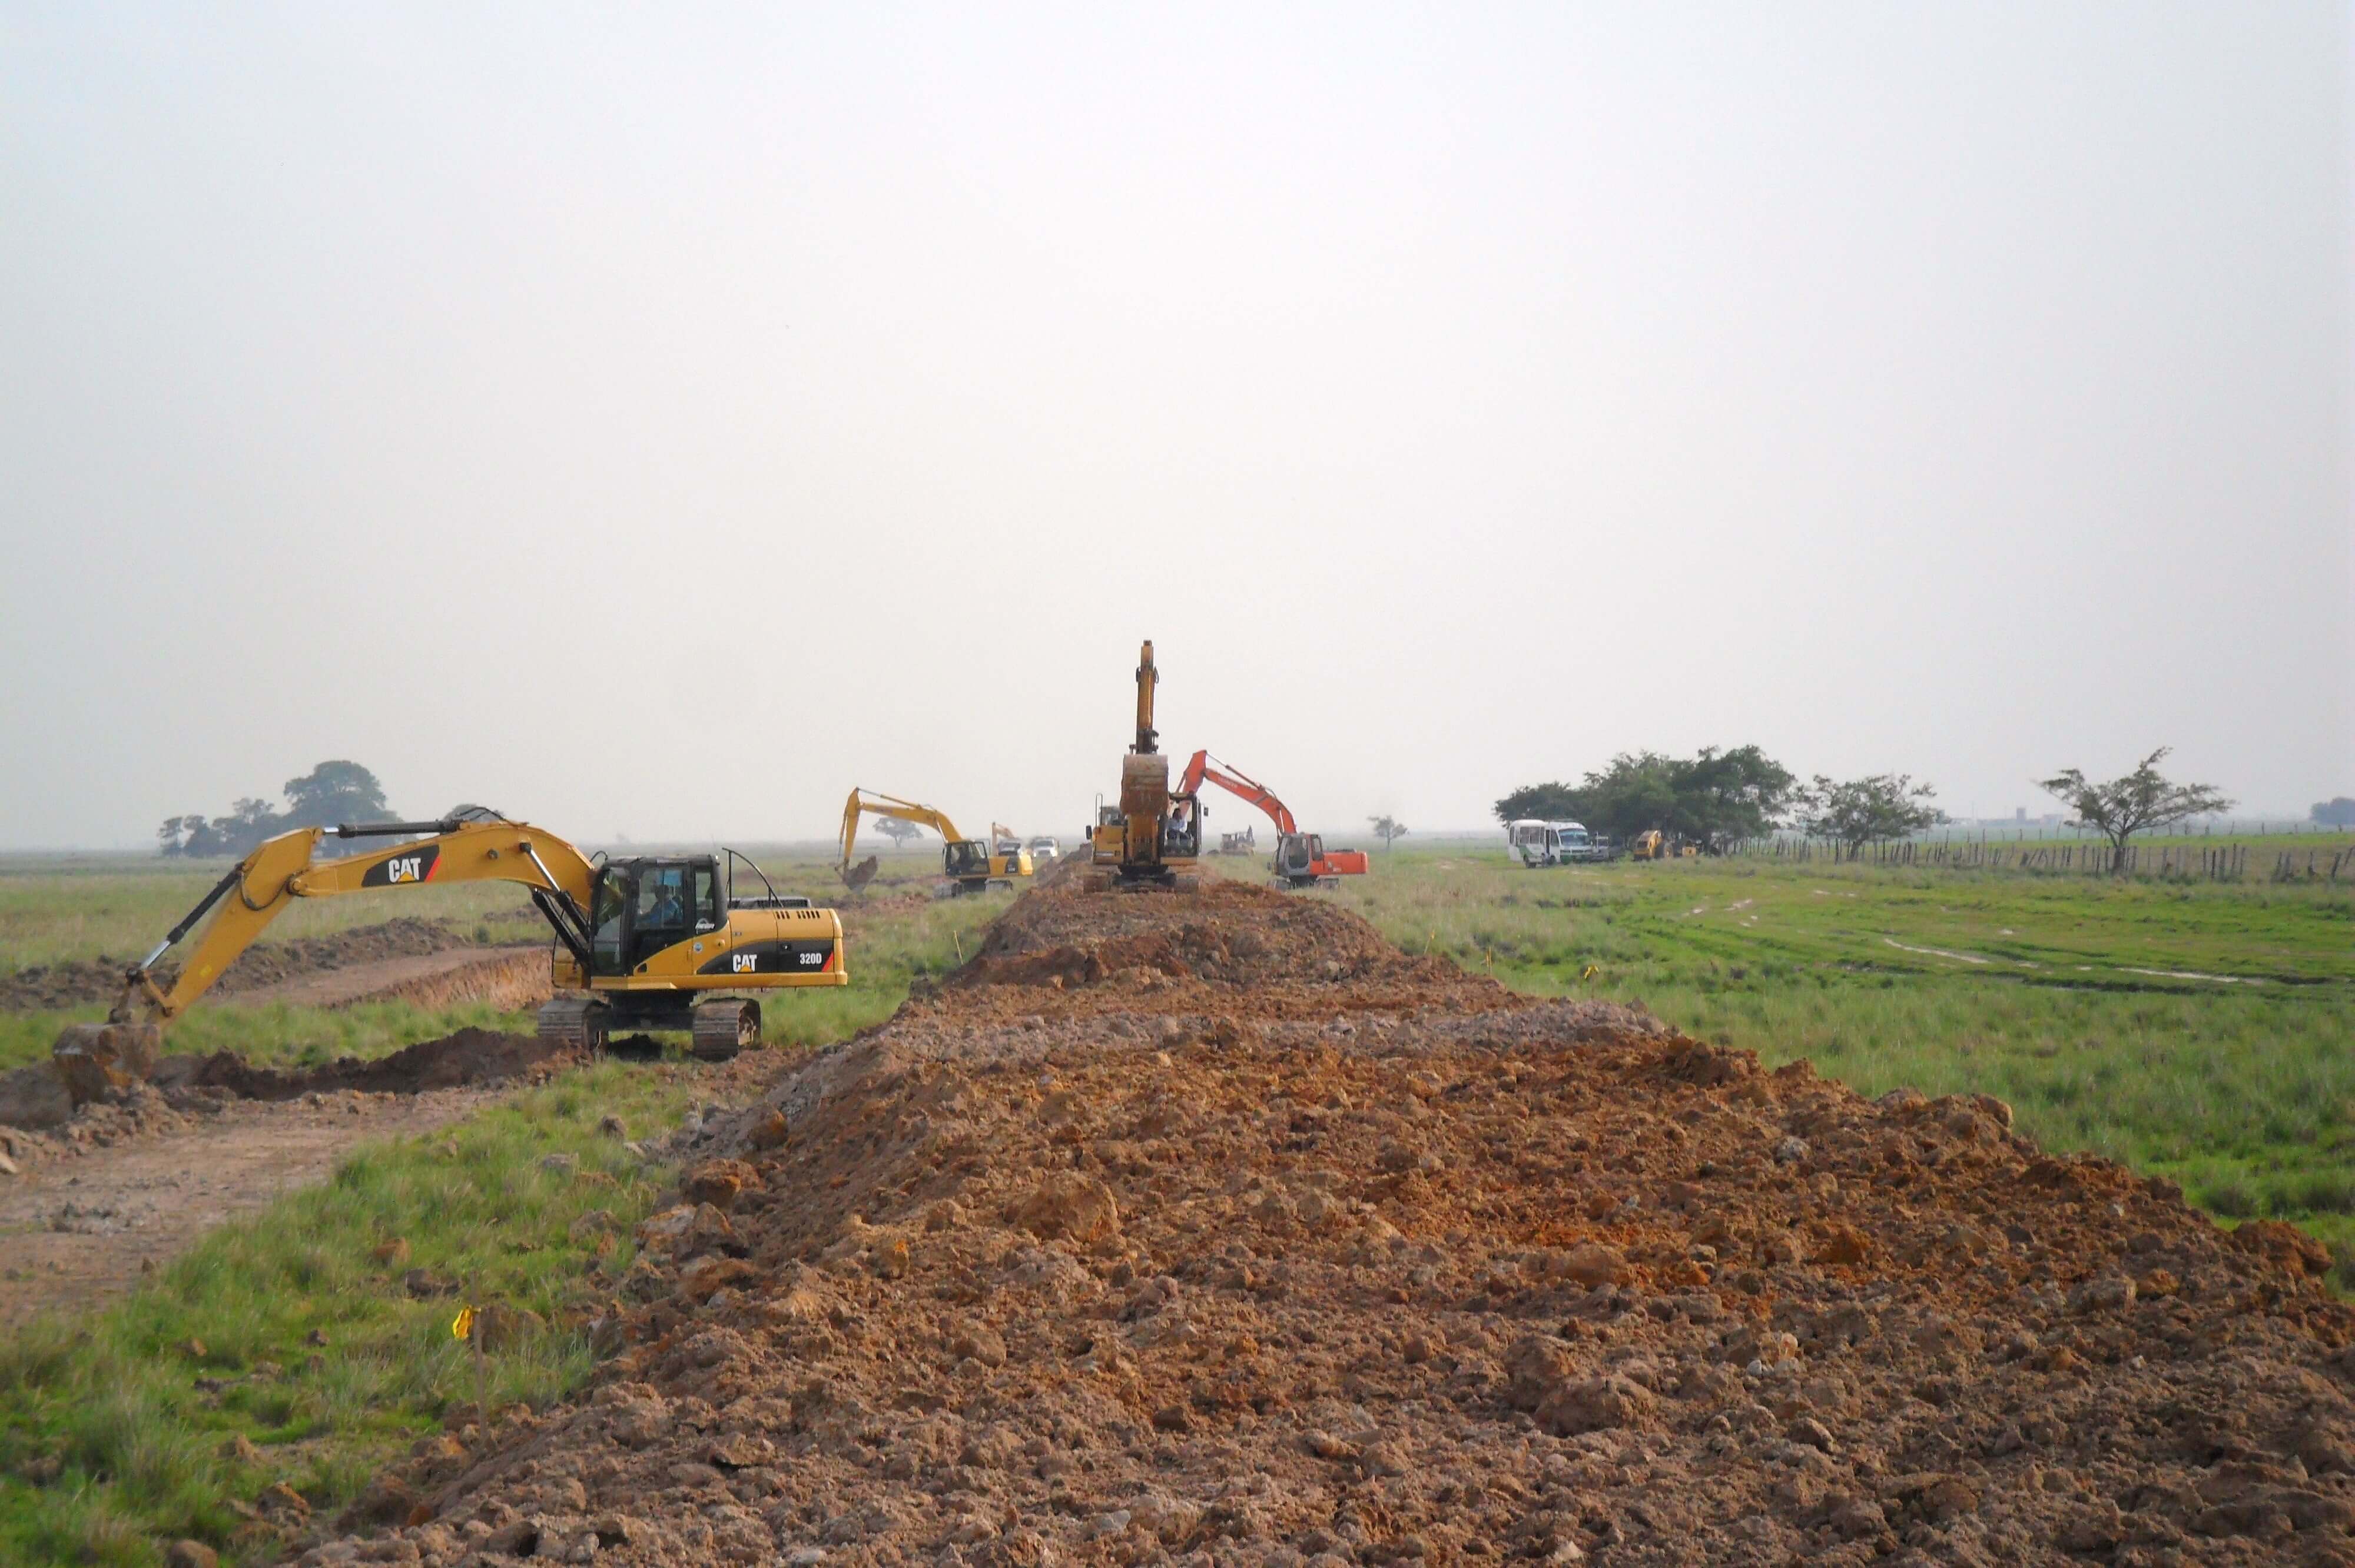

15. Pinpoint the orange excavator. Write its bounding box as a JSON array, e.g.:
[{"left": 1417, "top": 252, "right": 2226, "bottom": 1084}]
[{"left": 1178, "top": 751, "right": 1370, "bottom": 889}]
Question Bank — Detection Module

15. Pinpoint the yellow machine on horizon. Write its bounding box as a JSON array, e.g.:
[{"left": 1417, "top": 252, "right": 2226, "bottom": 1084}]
[
  {"left": 837, "top": 789, "right": 1034, "bottom": 896},
  {"left": 1087, "top": 640, "right": 1202, "bottom": 891},
  {"left": 64, "top": 812, "right": 846, "bottom": 1065}
]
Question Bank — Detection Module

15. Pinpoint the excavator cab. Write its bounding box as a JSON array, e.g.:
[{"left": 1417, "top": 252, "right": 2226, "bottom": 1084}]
[
  {"left": 588, "top": 857, "right": 725, "bottom": 974},
  {"left": 1273, "top": 832, "right": 1321, "bottom": 883}
]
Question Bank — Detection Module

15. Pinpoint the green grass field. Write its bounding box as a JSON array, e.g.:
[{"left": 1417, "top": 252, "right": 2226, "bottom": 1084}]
[
  {"left": 0, "top": 845, "right": 1002, "bottom": 1566},
  {"left": 1324, "top": 842, "right": 2355, "bottom": 1261}
]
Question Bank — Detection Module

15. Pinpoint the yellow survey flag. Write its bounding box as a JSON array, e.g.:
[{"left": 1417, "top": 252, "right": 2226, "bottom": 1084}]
[{"left": 452, "top": 1305, "right": 475, "bottom": 1341}]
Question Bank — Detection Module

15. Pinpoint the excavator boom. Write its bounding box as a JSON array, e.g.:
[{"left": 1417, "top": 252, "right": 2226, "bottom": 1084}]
[
  {"left": 838, "top": 789, "right": 1030, "bottom": 894},
  {"left": 1176, "top": 749, "right": 1367, "bottom": 889},
  {"left": 59, "top": 811, "right": 849, "bottom": 1087},
  {"left": 1134, "top": 640, "right": 1160, "bottom": 755},
  {"left": 133, "top": 817, "right": 598, "bottom": 1021},
  {"left": 1178, "top": 751, "right": 1298, "bottom": 835}
]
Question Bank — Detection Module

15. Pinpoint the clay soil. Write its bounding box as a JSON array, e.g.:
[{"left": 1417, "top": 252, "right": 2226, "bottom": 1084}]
[{"left": 300, "top": 882, "right": 2355, "bottom": 1567}]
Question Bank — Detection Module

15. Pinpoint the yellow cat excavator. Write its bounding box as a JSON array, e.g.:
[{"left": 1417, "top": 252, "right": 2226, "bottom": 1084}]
[
  {"left": 1087, "top": 640, "right": 1201, "bottom": 891},
  {"left": 837, "top": 790, "right": 1033, "bottom": 896},
  {"left": 57, "top": 812, "right": 847, "bottom": 1073}
]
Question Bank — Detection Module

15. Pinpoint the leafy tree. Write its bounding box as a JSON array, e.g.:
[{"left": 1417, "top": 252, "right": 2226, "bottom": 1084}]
[
  {"left": 1493, "top": 782, "right": 1583, "bottom": 823},
  {"left": 1668, "top": 746, "right": 1795, "bottom": 851},
  {"left": 2314, "top": 798, "right": 2355, "bottom": 828},
  {"left": 2038, "top": 748, "right": 2234, "bottom": 873},
  {"left": 152, "top": 760, "right": 399, "bottom": 859},
  {"left": 283, "top": 760, "right": 393, "bottom": 830},
  {"left": 155, "top": 815, "right": 212, "bottom": 856},
  {"left": 1368, "top": 816, "right": 1409, "bottom": 850},
  {"left": 873, "top": 817, "right": 923, "bottom": 847},
  {"left": 1498, "top": 745, "right": 1795, "bottom": 852},
  {"left": 1796, "top": 773, "right": 1945, "bottom": 858}
]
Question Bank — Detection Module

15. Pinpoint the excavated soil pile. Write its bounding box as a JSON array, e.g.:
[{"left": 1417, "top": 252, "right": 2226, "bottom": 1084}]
[
  {"left": 943, "top": 881, "right": 1510, "bottom": 1026},
  {"left": 154, "top": 1028, "right": 576, "bottom": 1101},
  {"left": 0, "top": 916, "right": 479, "bottom": 1012},
  {"left": 307, "top": 885, "right": 2355, "bottom": 1567}
]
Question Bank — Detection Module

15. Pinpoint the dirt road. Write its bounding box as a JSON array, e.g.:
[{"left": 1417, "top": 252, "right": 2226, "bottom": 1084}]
[
  {"left": 0, "top": 1086, "right": 496, "bottom": 1328},
  {"left": 291, "top": 881, "right": 2355, "bottom": 1566}
]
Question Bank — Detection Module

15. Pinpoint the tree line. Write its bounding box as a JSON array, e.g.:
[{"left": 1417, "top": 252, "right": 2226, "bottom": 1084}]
[
  {"left": 157, "top": 760, "right": 398, "bottom": 858},
  {"left": 1498, "top": 745, "right": 2234, "bottom": 873}
]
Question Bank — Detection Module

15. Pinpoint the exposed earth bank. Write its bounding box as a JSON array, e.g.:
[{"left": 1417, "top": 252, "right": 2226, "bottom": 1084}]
[{"left": 297, "top": 882, "right": 2355, "bottom": 1566}]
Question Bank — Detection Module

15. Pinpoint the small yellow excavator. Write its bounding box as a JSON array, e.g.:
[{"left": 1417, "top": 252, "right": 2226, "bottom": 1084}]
[
  {"left": 1087, "top": 640, "right": 1201, "bottom": 891},
  {"left": 58, "top": 812, "right": 847, "bottom": 1071},
  {"left": 837, "top": 790, "right": 1033, "bottom": 896}
]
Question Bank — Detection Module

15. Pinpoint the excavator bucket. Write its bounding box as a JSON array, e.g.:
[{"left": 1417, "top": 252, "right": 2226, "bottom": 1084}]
[
  {"left": 51, "top": 1018, "right": 163, "bottom": 1108},
  {"left": 843, "top": 855, "right": 880, "bottom": 893}
]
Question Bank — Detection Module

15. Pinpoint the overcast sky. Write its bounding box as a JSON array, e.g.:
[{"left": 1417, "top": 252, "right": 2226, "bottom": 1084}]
[{"left": 3, "top": 4, "right": 2348, "bottom": 851}]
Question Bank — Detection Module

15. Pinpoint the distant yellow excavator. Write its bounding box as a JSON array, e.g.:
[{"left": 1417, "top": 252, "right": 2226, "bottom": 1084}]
[
  {"left": 837, "top": 789, "right": 1034, "bottom": 896},
  {"left": 59, "top": 812, "right": 847, "bottom": 1070},
  {"left": 1087, "top": 640, "right": 1201, "bottom": 891}
]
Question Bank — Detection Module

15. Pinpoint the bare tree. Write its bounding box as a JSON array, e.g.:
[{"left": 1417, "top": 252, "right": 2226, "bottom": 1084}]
[
  {"left": 2038, "top": 748, "right": 2233, "bottom": 873},
  {"left": 1795, "top": 773, "right": 1945, "bottom": 858},
  {"left": 1368, "top": 815, "right": 1409, "bottom": 850}
]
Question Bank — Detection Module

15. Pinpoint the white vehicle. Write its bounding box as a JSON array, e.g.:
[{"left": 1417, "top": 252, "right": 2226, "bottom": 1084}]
[
  {"left": 1507, "top": 819, "right": 1598, "bottom": 868},
  {"left": 1025, "top": 835, "right": 1062, "bottom": 863}
]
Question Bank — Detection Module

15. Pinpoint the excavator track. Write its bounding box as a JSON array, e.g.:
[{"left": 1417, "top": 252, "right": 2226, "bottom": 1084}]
[
  {"left": 536, "top": 995, "right": 611, "bottom": 1055},
  {"left": 690, "top": 998, "right": 762, "bottom": 1063}
]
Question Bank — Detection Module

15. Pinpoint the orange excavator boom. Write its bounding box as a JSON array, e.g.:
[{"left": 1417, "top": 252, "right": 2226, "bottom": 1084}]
[{"left": 1178, "top": 750, "right": 1298, "bottom": 836}]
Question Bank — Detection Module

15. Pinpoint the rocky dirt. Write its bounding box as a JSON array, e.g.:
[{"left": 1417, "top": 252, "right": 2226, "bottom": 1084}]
[{"left": 291, "top": 882, "right": 2355, "bottom": 1567}]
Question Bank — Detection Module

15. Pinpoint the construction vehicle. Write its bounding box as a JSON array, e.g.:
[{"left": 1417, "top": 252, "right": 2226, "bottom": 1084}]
[
  {"left": 1217, "top": 825, "right": 1258, "bottom": 856},
  {"left": 1087, "top": 640, "right": 1200, "bottom": 891},
  {"left": 838, "top": 789, "right": 1033, "bottom": 896},
  {"left": 1631, "top": 830, "right": 1670, "bottom": 861},
  {"left": 1179, "top": 750, "right": 1369, "bottom": 889},
  {"left": 59, "top": 813, "right": 847, "bottom": 1070},
  {"left": 1507, "top": 818, "right": 1603, "bottom": 868}
]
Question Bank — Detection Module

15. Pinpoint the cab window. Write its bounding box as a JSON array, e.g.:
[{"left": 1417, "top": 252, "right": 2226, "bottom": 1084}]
[
  {"left": 692, "top": 864, "right": 720, "bottom": 932},
  {"left": 591, "top": 870, "right": 632, "bottom": 969},
  {"left": 632, "top": 864, "right": 689, "bottom": 965}
]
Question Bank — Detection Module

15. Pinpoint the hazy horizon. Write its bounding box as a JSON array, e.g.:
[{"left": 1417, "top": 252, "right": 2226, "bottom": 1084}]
[{"left": 5, "top": 5, "right": 2349, "bottom": 853}]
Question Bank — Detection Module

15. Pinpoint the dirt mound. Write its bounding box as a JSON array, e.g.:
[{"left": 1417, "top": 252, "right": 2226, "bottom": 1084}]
[
  {"left": 298, "top": 886, "right": 2355, "bottom": 1567},
  {"left": 0, "top": 915, "right": 482, "bottom": 1012},
  {"left": 947, "top": 882, "right": 1509, "bottom": 1025},
  {"left": 154, "top": 1028, "right": 575, "bottom": 1101}
]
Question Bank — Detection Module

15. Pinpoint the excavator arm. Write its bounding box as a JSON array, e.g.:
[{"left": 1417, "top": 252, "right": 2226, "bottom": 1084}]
[
  {"left": 124, "top": 816, "right": 601, "bottom": 1022},
  {"left": 1178, "top": 750, "right": 1298, "bottom": 835},
  {"left": 838, "top": 789, "right": 966, "bottom": 880}
]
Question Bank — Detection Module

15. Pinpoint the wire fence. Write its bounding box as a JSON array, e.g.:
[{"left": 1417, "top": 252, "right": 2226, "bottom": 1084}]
[{"left": 1725, "top": 835, "right": 2353, "bottom": 882}]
